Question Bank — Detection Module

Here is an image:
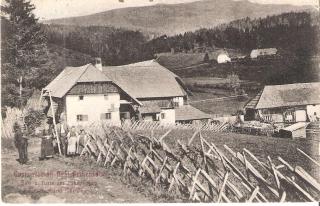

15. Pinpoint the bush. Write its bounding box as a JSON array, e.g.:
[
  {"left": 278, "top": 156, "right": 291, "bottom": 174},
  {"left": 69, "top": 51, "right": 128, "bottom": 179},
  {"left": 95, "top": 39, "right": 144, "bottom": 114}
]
[{"left": 24, "top": 109, "right": 45, "bottom": 134}]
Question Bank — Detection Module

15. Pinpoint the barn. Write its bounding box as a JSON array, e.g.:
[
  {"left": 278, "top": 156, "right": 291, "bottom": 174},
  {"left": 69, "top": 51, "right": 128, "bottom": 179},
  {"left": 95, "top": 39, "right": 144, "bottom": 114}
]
[
  {"left": 244, "top": 82, "right": 320, "bottom": 123},
  {"left": 250, "top": 48, "right": 277, "bottom": 59},
  {"left": 42, "top": 59, "right": 210, "bottom": 127}
]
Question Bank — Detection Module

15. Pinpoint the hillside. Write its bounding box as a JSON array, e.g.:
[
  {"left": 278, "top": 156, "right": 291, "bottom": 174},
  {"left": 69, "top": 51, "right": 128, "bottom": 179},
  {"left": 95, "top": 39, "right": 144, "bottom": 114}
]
[
  {"left": 38, "top": 44, "right": 94, "bottom": 88},
  {"left": 43, "top": 0, "right": 313, "bottom": 36}
]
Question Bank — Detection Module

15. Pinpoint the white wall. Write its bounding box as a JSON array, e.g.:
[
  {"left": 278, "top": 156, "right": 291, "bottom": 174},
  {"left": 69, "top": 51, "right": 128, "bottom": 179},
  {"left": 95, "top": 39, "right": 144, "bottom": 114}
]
[
  {"left": 65, "top": 93, "right": 121, "bottom": 127},
  {"left": 307, "top": 105, "right": 320, "bottom": 122},
  {"left": 217, "top": 54, "right": 231, "bottom": 64},
  {"left": 173, "top": 96, "right": 184, "bottom": 107},
  {"left": 160, "top": 109, "right": 175, "bottom": 124}
]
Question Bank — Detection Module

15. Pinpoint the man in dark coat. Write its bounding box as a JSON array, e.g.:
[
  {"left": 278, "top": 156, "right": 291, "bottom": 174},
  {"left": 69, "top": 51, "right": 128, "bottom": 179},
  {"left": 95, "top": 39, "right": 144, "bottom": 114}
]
[
  {"left": 13, "top": 122, "right": 28, "bottom": 164},
  {"left": 56, "top": 113, "right": 68, "bottom": 156}
]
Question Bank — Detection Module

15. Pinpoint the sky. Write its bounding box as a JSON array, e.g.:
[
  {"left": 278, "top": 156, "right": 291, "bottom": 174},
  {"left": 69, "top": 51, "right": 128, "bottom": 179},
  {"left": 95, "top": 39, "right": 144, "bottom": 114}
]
[{"left": 30, "top": 0, "right": 319, "bottom": 20}]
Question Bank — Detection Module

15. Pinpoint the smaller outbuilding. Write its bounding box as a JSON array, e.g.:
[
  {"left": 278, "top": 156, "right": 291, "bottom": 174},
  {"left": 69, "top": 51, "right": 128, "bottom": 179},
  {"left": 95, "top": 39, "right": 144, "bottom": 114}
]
[
  {"left": 279, "top": 122, "right": 310, "bottom": 139},
  {"left": 250, "top": 48, "right": 277, "bottom": 59}
]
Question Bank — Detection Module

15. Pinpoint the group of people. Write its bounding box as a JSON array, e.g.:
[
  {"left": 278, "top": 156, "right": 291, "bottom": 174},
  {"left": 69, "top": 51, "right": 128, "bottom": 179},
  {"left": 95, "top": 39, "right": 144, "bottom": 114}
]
[
  {"left": 40, "top": 121, "right": 88, "bottom": 160},
  {"left": 14, "top": 117, "right": 88, "bottom": 164}
]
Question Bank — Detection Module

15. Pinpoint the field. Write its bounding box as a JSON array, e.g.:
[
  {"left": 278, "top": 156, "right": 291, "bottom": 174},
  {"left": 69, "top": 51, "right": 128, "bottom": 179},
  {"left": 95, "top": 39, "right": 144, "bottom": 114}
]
[
  {"left": 188, "top": 90, "right": 250, "bottom": 115},
  {"left": 181, "top": 76, "right": 256, "bottom": 115},
  {"left": 156, "top": 52, "right": 207, "bottom": 70}
]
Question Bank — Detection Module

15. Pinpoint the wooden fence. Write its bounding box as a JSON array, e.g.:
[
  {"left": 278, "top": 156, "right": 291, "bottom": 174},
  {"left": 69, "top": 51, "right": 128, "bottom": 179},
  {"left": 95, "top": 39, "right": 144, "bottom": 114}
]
[
  {"left": 121, "top": 120, "right": 231, "bottom": 132},
  {"left": 79, "top": 124, "right": 320, "bottom": 202}
]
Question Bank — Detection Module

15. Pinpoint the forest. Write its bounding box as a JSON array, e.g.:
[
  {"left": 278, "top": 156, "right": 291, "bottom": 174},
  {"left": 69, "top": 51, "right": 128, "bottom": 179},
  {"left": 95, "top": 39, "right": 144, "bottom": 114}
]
[
  {"left": 44, "top": 11, "right": 319, "bottom": 65},
  {"left": 147, "top": 11, "right": 320, "bottom": 55}
]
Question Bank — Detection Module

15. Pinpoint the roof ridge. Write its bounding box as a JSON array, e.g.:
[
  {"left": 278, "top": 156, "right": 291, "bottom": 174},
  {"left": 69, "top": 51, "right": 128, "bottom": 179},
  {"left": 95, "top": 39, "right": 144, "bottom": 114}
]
[{"left": 77, "top": 63, "right": 94, "bottom": 81}]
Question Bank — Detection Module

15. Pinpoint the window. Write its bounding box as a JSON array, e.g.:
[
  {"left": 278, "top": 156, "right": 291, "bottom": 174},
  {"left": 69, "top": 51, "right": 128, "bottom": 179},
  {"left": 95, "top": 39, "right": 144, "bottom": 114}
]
[
  {"left": 104, "top": 94, "right": 108, "bottom": 100},
  {"left": 101, "top": 113, "right": 111, "bottom": 120},
  {"left": 77, "top": 115, "right": 88, "bottom": 122},
  {"left": 161, "top": 113, "right": 165, "bottom": 119},
  {"left": 111, "top": 103, "right": 115, "bottom": 110},
  {"left": 79, "top": 95, "right": 84, "bottom": 100}
]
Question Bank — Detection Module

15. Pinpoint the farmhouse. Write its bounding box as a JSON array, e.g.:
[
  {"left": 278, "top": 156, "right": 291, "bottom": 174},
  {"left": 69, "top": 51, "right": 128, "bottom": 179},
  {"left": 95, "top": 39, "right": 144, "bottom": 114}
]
[
  {"left": 207, "top": 50, "right": 231, "bottom": 64},
  {"left": 244, "top": 82, "right": 320, "bottom": 123},
  {"left": 42, "top": 59, "right": 210, "bottom": 127},
  {"left": 250, "top": 48, "right": 277, "bottom": 59}
]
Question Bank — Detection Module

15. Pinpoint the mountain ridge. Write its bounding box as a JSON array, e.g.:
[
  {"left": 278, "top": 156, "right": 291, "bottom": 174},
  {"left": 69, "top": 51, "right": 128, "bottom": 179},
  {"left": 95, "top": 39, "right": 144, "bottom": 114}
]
[{"left": 44, "top": 0, "right": 314, "bottom": 36}]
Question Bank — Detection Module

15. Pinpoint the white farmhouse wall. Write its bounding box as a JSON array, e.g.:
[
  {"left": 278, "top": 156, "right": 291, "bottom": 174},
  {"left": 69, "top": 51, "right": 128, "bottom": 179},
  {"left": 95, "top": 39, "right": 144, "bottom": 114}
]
[
  {"left": 217, "top": 54, "right": 231, "bottom": 64},
  {"left": 295, "top": 110, "right": 307, "bottom": 122},
  {"left": 307, "top": 105, "right": 320, "bottom": 122},
  {"left": 65, "top": 93, "right": 121, "bottom": 127},
  {"left": 160, "top": 109, "right": 175, "bottom": 124},
  {"left": 173, "top": 96, "right": 184, "bottom": 107}
]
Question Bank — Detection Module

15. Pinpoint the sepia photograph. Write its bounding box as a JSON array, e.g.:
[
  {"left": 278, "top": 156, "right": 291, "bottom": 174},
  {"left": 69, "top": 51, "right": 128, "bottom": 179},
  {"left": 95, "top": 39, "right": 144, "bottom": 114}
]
[{"left": 1, "top": 0, "right": 320, "bottom": 203}]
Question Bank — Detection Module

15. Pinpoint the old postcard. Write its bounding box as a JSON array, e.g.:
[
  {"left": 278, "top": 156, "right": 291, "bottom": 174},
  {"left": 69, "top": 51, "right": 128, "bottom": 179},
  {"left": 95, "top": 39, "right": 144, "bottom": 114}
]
[{"left": 1, "top": 0, "right": 320, "bottom": 203}]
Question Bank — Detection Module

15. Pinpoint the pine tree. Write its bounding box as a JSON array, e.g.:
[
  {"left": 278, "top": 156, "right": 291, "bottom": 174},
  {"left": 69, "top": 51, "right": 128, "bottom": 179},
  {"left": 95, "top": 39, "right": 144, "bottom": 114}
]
[{"left": 1, "top": 0, "right": 48, "bottom": 108}]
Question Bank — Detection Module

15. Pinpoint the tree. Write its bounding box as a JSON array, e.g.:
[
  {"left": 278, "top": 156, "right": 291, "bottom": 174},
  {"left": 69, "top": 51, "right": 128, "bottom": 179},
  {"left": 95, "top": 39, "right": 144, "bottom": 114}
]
[{"left": 1, "top": 0, "right": 48, "bottom": 108}]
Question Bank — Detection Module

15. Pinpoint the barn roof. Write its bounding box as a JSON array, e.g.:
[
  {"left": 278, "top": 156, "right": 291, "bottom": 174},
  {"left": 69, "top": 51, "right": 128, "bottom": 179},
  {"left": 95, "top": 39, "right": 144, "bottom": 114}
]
[
  {"left": 175, "top": 105, "right": 211, "bottom": 121},
  {"left": 244, "top": 90, "right": 263, "bottom": 109},
  {"left": 44, "top": 64, "right": 111, "bottom": 98},
  {"left": 251, "top": 48, "right": 277, "bottom": 55},
  {"left": 102, "top": 60, "right": 187, "bottom": 99},
  {"left": 247, "top": 82, "right": 320, "bottom": 109}
]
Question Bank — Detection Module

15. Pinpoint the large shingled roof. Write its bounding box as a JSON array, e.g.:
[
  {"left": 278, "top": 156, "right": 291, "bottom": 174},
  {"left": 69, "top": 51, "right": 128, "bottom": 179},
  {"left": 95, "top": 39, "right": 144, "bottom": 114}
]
[
  {"left": 44, "top": 64, "right": 111, "bottom": 98},
  {"left": 246, "top": 82, "right": 320, "bottom": 109},
  {"left": 102, "top": 60, "right": 187, "bottom": 99}
]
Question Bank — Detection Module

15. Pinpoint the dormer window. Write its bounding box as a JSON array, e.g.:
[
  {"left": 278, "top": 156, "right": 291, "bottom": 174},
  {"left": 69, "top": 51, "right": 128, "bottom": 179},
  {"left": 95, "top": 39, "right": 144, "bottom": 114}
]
[{"left": 79, "top": 95, "right": 84, "bottom": 100}]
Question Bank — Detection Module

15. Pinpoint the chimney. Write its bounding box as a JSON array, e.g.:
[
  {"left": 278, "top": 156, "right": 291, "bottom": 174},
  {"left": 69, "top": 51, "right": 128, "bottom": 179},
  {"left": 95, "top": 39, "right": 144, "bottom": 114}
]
[{"left": 94, "top": 57, "right": 102, "bottom": 71}]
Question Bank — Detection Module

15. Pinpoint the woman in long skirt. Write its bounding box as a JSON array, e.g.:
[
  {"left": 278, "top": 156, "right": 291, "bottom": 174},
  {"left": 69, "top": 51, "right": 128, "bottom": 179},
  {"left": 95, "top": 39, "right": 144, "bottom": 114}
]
[
  {"left": 39, "top": 125, "right": 54, "bottom": 160},
  {"left": 67, "top": 126, "right": 78, "bottom": 156}
]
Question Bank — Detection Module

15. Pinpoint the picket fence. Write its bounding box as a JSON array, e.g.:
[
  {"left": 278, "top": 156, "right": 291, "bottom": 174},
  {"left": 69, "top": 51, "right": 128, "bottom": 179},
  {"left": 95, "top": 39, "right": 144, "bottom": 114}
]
[{"left": 121, "top": 120, "right": 231, "bottom": 132}]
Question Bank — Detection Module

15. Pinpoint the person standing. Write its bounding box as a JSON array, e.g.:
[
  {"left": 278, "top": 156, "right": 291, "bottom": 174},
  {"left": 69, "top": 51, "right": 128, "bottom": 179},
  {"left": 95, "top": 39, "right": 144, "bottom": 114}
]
[
  {"left": 55, "top": 120, "right": 68, "bottom": 156},
  {"left": 77, "top": 129, "right": 88, "bottom": 155},
  {"left": 39, "top": 124, "right": 55, "bottom": 160},
  {"left": 13, "top": 122, "right": 28, "bottom": 164},
  {"left": 67, "top": 126, "right": 78, "bottom": 157}
]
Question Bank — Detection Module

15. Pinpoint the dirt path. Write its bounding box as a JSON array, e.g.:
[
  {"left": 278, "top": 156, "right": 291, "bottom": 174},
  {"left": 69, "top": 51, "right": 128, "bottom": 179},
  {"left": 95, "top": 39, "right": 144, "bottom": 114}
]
[{"left": 1, "top": 140, "right": 151, "bottom": 203}]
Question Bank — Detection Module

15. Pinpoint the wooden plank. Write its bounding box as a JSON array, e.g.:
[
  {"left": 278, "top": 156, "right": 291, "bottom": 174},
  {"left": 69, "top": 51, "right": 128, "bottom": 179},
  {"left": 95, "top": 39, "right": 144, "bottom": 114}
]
[
  {"left": 159, "top": 129, "right": 172, "bottom": 142},
  {"left": 200, "top": 169, "right": 231, "bottom": 203},
  {"left": 280, "top": 191, "right": 286, "bottom": 202},
  {"left": 247, "top": 186, "right": 259, "bottom": 202},
  {"left": 267, "top": 156, "right": 281, "bottom": 190},
  {"left": 188, "top": 130, "right": 199, "bottom": 146},
  {"left": 243, "top": 148, "right": 270, "bottom": 174},
  {"left": 297, "top": 148, "right": 320, "bottom": 168},
  {"left": 223, "top": 146, "right": 268, "bottom": 202},
  {"left": 217, "top": 171, "right": 229, "bottom": 202},
  {"left": 236, "top": 151, "right": 279, "bottom": 198},
  {"left": 48, "top": 90, "right": 62, "bottom": 155},
  {"left": 200, "top": 134, "right": 215, "bottom": 198},
  {"left": 156, "top": 156, "right": 168, "bottom": 184},
  {"left": 295, "top": 166, "right": 320, "bottom": 192}
]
